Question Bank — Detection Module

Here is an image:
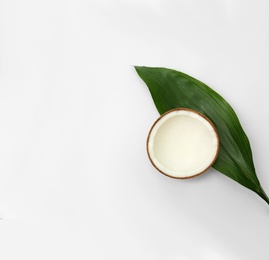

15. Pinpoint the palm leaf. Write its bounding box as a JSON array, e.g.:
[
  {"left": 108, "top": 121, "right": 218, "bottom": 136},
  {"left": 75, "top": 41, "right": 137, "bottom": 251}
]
[{"left": 135, "top": 66, "right": 269, "bottom": 204}]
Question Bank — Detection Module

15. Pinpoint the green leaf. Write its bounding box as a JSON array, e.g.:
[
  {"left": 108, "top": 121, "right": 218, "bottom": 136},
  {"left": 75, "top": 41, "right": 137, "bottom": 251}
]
[{"left": 135, "top": 66, "right": 269, "bottom": 205}]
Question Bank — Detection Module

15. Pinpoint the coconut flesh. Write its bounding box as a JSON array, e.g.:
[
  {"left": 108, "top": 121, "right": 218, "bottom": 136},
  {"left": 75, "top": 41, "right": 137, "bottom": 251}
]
[{"left": 147, "top": 108, "right": 219, "bottom": 179}]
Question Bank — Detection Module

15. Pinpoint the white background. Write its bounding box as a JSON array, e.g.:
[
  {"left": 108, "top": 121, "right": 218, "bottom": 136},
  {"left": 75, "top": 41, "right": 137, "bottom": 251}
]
[{"left": 1, "top": 0, "right": 269, "bottom": 259}]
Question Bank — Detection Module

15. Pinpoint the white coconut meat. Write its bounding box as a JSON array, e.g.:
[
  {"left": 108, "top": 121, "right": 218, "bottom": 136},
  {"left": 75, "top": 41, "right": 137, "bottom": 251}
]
[{"left": 147, "top": 109, "right": 219, "bottom": 178}]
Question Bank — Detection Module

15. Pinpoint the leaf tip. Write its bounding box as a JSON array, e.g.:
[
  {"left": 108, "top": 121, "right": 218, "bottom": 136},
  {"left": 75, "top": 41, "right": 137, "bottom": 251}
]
[
  {"left": 134, "top": 66, "right": 146, "bottom": 78},
  {"left": 134, "top": 65, "right": 143, "bottom": 71}
]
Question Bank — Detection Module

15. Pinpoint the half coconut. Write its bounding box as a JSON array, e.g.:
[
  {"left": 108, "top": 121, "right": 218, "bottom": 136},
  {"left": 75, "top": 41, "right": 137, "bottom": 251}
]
[{"left": 147, "top": 108, "right": 220, "bottom": 179}]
